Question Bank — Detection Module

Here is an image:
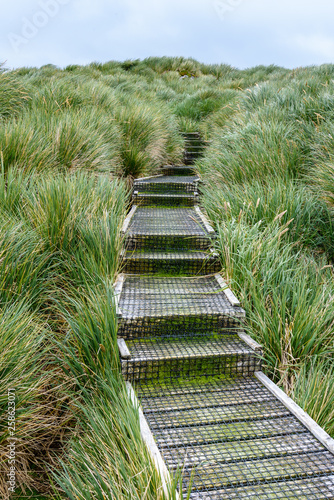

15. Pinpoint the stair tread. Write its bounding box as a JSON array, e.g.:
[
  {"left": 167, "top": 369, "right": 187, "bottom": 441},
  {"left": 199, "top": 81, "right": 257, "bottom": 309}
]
[
  {"left": 163, "top": 433, "right": 324, "bottom": 468},
  {"left": 181, "top": 451, "right": 334, "bottom": 491},
  {"left": 138, "top": 378, "right": 273, "bottom": 411},
  {"left": 122, "top": 250, "right": 220, "bottom": 276},
  {"left": 124, "top": 250, "right": 216, "bottom": 260},
  {"left": 127, "top": 207, "right": 208, "bottom": 236},
  {"left": 133, "top": 192, "right": 197, "bottom": 198},
  {"left": 125, "top": 336, "right": 254, "bottom": 362},
  {"left": 136, "top": 374, "right": 273, "bottom": 407},
  {"left": 143, "top": 398, "right": 291, "bottom": 428},
  {"left": 135, "top": 175, "right": 199, "bottom": 185},
  {"left": 119, "top": 275, "right": 245, "bottom": 320},
  {"left": 161, "top": 165, "right": 195, "bottom": 170},
  {"left": 189, "top": 475, "right": 334, "bottom": 500},
  {"left": 154, "top": 416, "right": 307, "bottom": 447}
]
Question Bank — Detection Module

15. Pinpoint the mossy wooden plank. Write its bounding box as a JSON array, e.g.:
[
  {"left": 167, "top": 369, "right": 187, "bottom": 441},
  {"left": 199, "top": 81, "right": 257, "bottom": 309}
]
[
  {"left": 163, "top": 433, "right": 324, "bottom": 468},
  {"left": 189, "top": 475, "right": 334, "bottom": 499},
  {"left": 178, "top": 451, "right": 334, "bottom": 490},
  {"left": 154, "top": 416, "right": 306, "bottom": 447},
  {"left": 146, "top": 399, "right": 290, "bottom": 429}
]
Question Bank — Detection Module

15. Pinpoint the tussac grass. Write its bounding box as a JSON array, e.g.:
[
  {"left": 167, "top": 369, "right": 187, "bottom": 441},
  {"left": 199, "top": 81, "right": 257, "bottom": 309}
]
[
  {"left": 195, "top": 64, "right": 334, "bottom": 436},
  {"left": 1, "top": 58, "right": 334, "bottom": 498}
]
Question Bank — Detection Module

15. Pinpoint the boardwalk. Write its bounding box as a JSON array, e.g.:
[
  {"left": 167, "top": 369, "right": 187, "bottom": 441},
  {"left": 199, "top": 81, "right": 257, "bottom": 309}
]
[{"left": 116, "top": 136, "right": 334, "bottom": 498}]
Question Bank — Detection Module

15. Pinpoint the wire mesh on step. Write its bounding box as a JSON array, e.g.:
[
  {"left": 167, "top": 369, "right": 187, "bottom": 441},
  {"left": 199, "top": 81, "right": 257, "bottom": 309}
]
[
  {"left": 125, "top": 207, "right": 213, "bottom": 251},
  {"left": 117, "top": 275, "right": 245, "bottom": 339},
  {"left": 122, "top": 249, "right": 221, "bottom": 275},
  {"left": 137, "top": 375, "right": 334, "bottom": 499},
  {"left": 121, "top": 334, "right": 261, "bottom": 384},
  {"left": 132, "top": 192, "right": 198, "bottom": 207},
  {"left": 134, "top": 176, "right": 199, "bottom": 193}
]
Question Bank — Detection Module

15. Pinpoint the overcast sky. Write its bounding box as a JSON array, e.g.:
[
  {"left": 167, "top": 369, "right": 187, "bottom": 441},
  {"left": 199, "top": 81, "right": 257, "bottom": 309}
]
[{"left": 1, "top": 0, "right": 334, "bottom": 70}]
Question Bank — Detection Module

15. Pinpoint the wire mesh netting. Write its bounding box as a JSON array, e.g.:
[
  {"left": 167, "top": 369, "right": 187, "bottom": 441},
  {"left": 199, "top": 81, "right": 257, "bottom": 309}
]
[
  {"left": 118, "top": 275, "right": 245, "bottom": 339},
  {"left": 121, "top": 335, "right": 261, "bottom": 383},
  {"left": 136, "top": 375, "right": 334, "bottom": 498},
  {"left": 122, "top": 249, "right": 221, "bottom": 275},
  {"left": 125, "top": 207, "right": 214, "bottom": 251},
  {"left": 134, "top": 175, "right": 199, "bottom": 193},
  {"left": 132, "top": 192, "right": 198, "bottom": 207}
]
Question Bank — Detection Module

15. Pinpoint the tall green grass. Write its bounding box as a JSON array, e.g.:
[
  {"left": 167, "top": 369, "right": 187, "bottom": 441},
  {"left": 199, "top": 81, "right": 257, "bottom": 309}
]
[
  {"left": 0, "top": 66, "right": 29, "bottom": 118},
  {"left": 196, "top": 62, "right": 334, "bottom": 432},
  {"left": 212, "top": 218, "right": 334, "bottom": 390},
  {"left": 0, "top": 167, "right": 172, "bottom": 499},
  {"left": 1, "top": 57, "right": 334, "bottom": 497}
]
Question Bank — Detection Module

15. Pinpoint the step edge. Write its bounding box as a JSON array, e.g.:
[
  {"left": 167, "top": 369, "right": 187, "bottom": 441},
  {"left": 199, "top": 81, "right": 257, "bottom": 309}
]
[
  {"left": 215, "top": 274, "right": 241, "bottom": 308},
  {"left": 117, "top": 338, "right": 131, "bottom": 359},
  {"left": 133, "top": 192, "right": 198, "bottom": 198},
  {"left": 121, "top": 205, "right": 137, "bottom": 234},
  {"left": 126, "top": 382, "right": 178, "bottom": 498},
  {"left": 125, "top": 347, "right": 257, "bottom": 363},
  {"left": 255, "top": 371, "right": 334, "bottom": 455},
  {"left": 194, "top": 206, "right": 215, "bottom": 234},
  {"left": 113, "top": 273, "right": 125, "bottom": 317},
  {"left": 134, "top": 174, "right": 164, "bottom": 182}
]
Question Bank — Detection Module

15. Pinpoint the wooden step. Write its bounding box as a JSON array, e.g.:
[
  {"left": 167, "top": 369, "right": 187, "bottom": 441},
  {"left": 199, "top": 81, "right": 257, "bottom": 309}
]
[
  {"left": 122, "top": 249, "right": 220, "bottom": 275},
  {"left": 164, "top": 433, "right": 324, "bottom": 468},
  {"left": 137, "top": 375, "right": 267, "bottom": 401},
  {"left": 189, "top": 475, "right": 334, "bottom": 499},
  {"left": 134, "top": 175, "right": 199, "bottom": 194},
  {"left": 179, "top": 451, "right": 334, "bottom": 491},
  {"left": 124, "top": 207, "right": 214, "bottom": 251},
  {"left": 132, "top": 191, "right": 198, "bottom": 207},
  {"left": 120, "top": 336, "right": 261, "bottom": 383},
  {"left": 139, "top": 381, "right": 273, "bottom": 412},
  {"left": 154, "top": 416, "right": 307, "bottom": 448},
  {"left": 117, "top": 275, "right": 245, "bottom": 339}
]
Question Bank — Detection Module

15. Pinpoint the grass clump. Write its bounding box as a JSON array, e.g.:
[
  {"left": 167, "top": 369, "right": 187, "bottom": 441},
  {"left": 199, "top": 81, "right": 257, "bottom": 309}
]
[
  {"left": 196, "top": 63, "right": 334, "bottom": 432},
  {"left": 0, "top": 166, "right": 171, "bottom": 499}
]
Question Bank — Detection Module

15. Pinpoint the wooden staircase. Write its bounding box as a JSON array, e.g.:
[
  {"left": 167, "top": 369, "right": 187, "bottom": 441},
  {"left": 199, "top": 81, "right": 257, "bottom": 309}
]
[{"left": 115, "top": 148, "right": 334, "bottom": 498}]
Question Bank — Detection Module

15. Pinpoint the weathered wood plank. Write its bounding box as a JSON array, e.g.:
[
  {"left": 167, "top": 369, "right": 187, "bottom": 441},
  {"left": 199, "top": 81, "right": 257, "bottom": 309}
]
[
  {"left": 113, "top": 273, "right": 125, "bottom": 317},
  {"left": 163, "top": 433, "right": 324, "bottom": 467},
  {"left": 121, "top": 206, "right": 137, "bottom": 234},
  {"left": 140, "top": 387, "right": 275, "bottom": 413},
  {"left": 154, "top": 416, "right": 306, "bottom": 447},
  {"left": 178, "top": 451, "right": 334, "bottom": 490},
  {"left": 256, "top": 371, "right": 334, "bottom": 455},
  {"left": 215, "top": 273, "right": 241, "bottom": 307},
  {"left": 194, "top": 206, "right": 215, "bottom": 234},
  {"left": 117, "top": 338, "right": 131, "bottom": 360},
  {"left": 146, "top": 399, "right": 290, "bottom": 429},
  {"left": 189, "top": 475, "right": 334, "bottom": 499},
  {"left": 126, "top": 382, "right": 177, "bottom": 498}
]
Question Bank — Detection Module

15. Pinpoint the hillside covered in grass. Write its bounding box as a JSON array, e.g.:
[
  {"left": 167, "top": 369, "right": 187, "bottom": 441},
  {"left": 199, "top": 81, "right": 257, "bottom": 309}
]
[{"left": 0, "top": 57, "right": 334, "bottom": 499}]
